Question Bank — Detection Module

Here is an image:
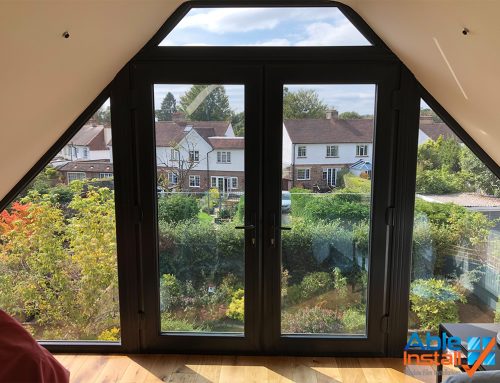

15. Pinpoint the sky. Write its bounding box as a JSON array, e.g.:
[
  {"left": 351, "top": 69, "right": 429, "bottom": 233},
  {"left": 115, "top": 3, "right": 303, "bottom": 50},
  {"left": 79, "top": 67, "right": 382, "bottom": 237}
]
[{"left": 160, "top": 7, "right": 370, "bottom": 47}]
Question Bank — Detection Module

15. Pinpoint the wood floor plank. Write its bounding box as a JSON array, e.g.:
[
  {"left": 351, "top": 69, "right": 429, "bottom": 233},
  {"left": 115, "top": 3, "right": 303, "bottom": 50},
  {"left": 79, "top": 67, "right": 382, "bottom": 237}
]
[{"left": 54, "top": 354, "right": 452, "bottom": 383}]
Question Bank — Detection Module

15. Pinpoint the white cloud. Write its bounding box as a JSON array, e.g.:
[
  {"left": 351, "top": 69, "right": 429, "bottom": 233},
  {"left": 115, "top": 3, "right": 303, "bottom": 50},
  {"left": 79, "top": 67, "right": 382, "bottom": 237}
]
[
  {"left": 251, "top": 38, "right": 291, "bottom": 47},
  {"left": 295, "top": 21, "right": 370, "bottom": 46}
]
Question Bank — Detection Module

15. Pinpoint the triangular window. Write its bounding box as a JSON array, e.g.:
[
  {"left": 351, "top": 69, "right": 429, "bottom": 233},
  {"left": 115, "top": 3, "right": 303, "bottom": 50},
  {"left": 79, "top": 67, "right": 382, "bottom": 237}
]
[{"left": 159, "top": 6, "right": 371, "bottom": 47}]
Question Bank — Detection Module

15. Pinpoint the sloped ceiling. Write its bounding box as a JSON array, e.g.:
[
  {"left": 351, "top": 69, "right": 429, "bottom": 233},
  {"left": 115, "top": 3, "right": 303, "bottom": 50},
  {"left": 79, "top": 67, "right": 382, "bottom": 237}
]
[{"left": 0, "top": 0, "right": 498, "bottom": 200}]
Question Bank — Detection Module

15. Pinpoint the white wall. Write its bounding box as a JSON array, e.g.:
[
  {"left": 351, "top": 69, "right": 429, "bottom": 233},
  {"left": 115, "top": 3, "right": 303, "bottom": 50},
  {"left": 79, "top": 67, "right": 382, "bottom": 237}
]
[
  {"left": 89, "top": 149, "right": 111, "bottom": 161},
  {"left": 282, "top": 124, "right": 293, "bottom": 168},
  {"left": 207, "top": 149, "right": 244, "bottom": 172},
  {"left": 293, "top": 143, "right": 372, "bottom": 166}
]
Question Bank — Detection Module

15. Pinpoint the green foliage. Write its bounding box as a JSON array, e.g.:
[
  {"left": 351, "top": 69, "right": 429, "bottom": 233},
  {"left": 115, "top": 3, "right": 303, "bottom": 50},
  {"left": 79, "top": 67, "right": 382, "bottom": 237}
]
[
  {"left": 156, "top": 92, "right": 177, "bottom": 121},
  {"left": 226, "top": 289, "right": 244, "bottom": 322},
  {"left": 495, "top": 300, "right": 500, "bottom": 323},
  {"left": 460, "top": 146, "right": 500, "bottom": 197},
  {"left": 300, "top": 272, "right": 334, "bottom": 299},
  {"left": 236, "top": 196, "right": 244, "bottom": 223},
  {"left": 418, "top": 136, "right": 462, "bottom": 172},
  {"left": 341, "top": 308, "right": 366, "bottom": 332},
  {"left": 97, "top": 327, "right": 120, "bottom": 341},
  {"left": 161, "top": 312, "right": 199, "bottom": 332},
  {"left": 339, "top": 111, "right": 363, "bottom": 119},
  {"left": 160, "top": 274, "right": 182, "bottom": 312},
  {"left": 231, "top": 111, "right": 245, "bottom": 137},
  {"left": 283, "top": 88, "right": 328, "bottom": 119},
  {"left": 289, "top": 187, "right": 312, "bottom": 217},
  {"left": 332, "top": 267, "right": 348, "bottom": 298},
  {"left": 343, "top": 174, "right": 371, "bottom": 193},
  {"left": 179, "top": 85, "right": 232, "bottom": 121},
  {"left": 92, "top": 105, "right": 111, "bottom": 124},
  {"left": 416, "top": 169, "right": 465, "bottom": 194},
  {"left": 410, "top": 278, "right": 466, "bottom": 331},
  {"left": 303, "top": 194, "right": 370, "bottom": 225},
  {"left": 281, "top": 307, "right": 341, "bottom": 334},
  {"left": 157, "top": 194, "right": 199, "bottom": 223}
]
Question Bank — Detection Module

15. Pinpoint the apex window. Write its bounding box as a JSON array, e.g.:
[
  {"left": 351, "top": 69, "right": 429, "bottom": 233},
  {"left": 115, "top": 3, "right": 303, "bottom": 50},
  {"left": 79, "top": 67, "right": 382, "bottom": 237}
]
[{"left": 189, "top": 150, "right": 200, "bottom": 162}]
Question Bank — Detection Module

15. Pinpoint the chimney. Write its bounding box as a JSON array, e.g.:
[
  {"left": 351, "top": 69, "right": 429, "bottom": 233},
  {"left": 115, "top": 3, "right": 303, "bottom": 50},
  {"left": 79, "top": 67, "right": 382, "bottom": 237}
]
[
  {"left": 419, "top": 115, "right": 434, "bottom": 124},
  {"left": 326, "top": 109, "right": 338, "bottom": 120},
  {"left": 172, "top": 112, "right": 185, "bottom": 122}
]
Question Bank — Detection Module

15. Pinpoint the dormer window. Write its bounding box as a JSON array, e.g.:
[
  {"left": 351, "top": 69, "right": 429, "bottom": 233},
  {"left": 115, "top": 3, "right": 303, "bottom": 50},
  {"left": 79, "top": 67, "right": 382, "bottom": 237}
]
[{"left": 217, "top": 151, "right": 231, "bottom": 163}]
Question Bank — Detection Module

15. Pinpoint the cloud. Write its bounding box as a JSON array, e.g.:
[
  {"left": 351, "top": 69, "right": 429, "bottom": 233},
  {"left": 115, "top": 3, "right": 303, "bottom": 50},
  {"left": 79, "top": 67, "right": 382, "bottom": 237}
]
[{"left": 295, "top": 21, "right": 370, "bottom": 46}]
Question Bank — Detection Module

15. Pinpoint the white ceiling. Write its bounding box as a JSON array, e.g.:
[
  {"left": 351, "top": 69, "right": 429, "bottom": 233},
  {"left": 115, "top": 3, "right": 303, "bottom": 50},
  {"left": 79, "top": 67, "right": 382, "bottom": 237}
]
[{"left": 0, "top": 0, "right": 498, "bottom": 200}]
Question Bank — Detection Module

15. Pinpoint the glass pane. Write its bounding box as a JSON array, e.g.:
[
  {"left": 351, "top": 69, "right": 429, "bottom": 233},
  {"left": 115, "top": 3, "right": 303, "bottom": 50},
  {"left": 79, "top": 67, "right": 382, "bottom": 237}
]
[
  {"left": 0, "top": 99, "right": 120, "bottom": 341},
  {"left": 281, "top": 85, "right": 375, "bottom": 335},
  {"left": 408, "top": 100, "right": 500, "bottom": 337},
  {"left": 160, "top": 7, "right": 371, "bottom": 47},
  {"left": 154, "top": 84, "right": 245, "bottom": 333}
]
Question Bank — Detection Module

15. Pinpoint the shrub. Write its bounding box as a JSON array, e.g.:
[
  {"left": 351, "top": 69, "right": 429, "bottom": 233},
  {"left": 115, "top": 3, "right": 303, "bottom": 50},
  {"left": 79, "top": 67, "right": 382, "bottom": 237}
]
[
  {"left": 300, "top": 272, "right": 333, "bottom": 299},
  {"left": 236, "top": 197, "right": 245, "bottom": 223},
  {"left": 303, "top": 194, "right": 370, "bottom": 225},
  {"left": 157, "top": 194, "right": 199, "bottom": 223},
  {"left": 416, "top": 169, "right": 465, "bottom": 194},
  {"left": 332, "top": 267, "right": 348, "bottom": 298},
  {"left": 97, "top": 327, "right": 120, "bottom": 341},
  {"left": 49, "top": 184, "right": 75, "bottom": 205},
  {"left": 226, "top": 289, "right": 244, "bottom": 322},
  {"left": 410, "top": 278, "right": 466, "bottom": 331},
  {"left": 281, "top": 307, "right": 341, "bottom": 334},
  {"left": 161, "top": 312, "right": 199, "bottom": 332},
  {"left": 290, "top": 187, "right": 312, "bottom": 217},
  {"left": 341, "top": 308, "right": 366, "bottom": 333},
  {"left": 159, "top": 274, "right": 182, "bottom": 311}
]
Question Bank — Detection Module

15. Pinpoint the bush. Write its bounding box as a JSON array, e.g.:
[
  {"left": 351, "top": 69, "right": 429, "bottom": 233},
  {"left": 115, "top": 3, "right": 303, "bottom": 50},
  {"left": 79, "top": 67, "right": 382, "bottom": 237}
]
[
  {"left": 226, "top": 289, "right": 244, "bottom": 322},
  {"left": 290, "top": 187, "right": 312, "bottom": 217},
  {"left": 236, "top": 197, "right": 244, "bottom": 223},
  {"left": 300, "top": 272, "right": 334, "bottom": 299},
  {"left": 410, "top": 278, "right": 466, "bottom": 331},
  {"left": 303, "top": 194, "right": 370, "bottom": 225},
  {"left": 49, "top": 184, "right": 75, "bottom": 204},
  {"left": 416, "top": 169, "right": 465, "bottom": 194},
  {"left": 97, "top": 327, "right": 120, "bottom": 341},
  {"left": 157, "top": 194, "right": 199, "bottom": 223},
  {"left": 341, "top": 308, "right": 365, "bottom": 333},
  {"left": 281, "top": 307, "right": 341, "bottom": 334},
  {"left": 161, "top": 312, "right": 199, "bottom": 332},
  {"left": 159, "top": 274, "right": 182, "bottom": 312}
]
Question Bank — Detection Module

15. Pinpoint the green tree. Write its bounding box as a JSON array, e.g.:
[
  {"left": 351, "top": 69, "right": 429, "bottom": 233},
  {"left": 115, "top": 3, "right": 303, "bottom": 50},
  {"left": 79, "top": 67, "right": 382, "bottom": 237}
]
[
  {"left": 92, "top": 105, "right": 111, "bottom": 124},
  {"left": 231, "top": 111, "right": 245, "bottom": 136},
  {"left": 418, "top": 136, "right": 462, "bottom": 172},
  {"left": 460, "top": 146, "right": 500, "bottom": 197},
  {"left": 339, "top": 111, "right": 362, "bottom": 119},
  {"left": 156, "top": 92, "right": 177, "bottom": 121},
  {"left": 283, "top": 88, "right": 328, "bottom": 119},
  {"left": 179, "top": 85, "right": 232, "bottom": 121}
]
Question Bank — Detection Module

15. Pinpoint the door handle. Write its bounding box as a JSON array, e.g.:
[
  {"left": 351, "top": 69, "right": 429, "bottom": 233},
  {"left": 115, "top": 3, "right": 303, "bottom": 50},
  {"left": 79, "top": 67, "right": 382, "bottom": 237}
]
[
  {"left": 269, "top": 214, "right": 292, "bottom": 247},
  {"left": 235, "top": 225, "right": 255, "bottom": 230},
  {"left": 280, "top": 226, "right": 291, "bottom": 231}
]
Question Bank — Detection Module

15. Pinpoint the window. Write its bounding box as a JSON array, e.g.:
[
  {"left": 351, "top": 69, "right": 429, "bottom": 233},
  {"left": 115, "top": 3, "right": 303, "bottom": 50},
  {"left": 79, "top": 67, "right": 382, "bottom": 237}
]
[
  {"left": 189, "top": 175, "right": 200, "bottom": 187},
  {"left": 210, "top": 176, "right": 217, "bottom": 188},
  {"left": 170, "top": 149, "right": 179, "bottom": 160},
  {"left": 189, "top": 150, "right": 200, "bottom": 162},
  {"left": 217, "top": 151, "right": 231, "bottom": 163},
  {"left": 67, "top": 172, "right": 86, "bottom": 182},
  {"left": 0, "top": 98, "right": 120, "bottom": 342},
  {"left": 168, "top": 172, "right": 178, "bottom": 184},
  {"left": 326, "top": 145, "right": 338, "bottom": 157},
  {"left": 231, "top": 177, "right": 238, "bottom": 189},
  {"left": 73, "top": 147, "right": 78, "bottom": 158},
  {"left": 408, "top": 100, "right": 500, "bottom": 338},
  {"left": 356, "top": 144, "right": 368, "bottom": 156},
  {"left": 160, "top": 7, "right": 371, "bottom": 47},
  {"left": 297, "top": 146, "right": 307, "bottom": 158},
  {"left": 296, "top": 168, "right": 310, "bottom": 180},
  {"left": 83, "top": 147, "right": 89, "bottom": 159},
  {"left": 99, "top": 173, "right": 113, "bottom": 179}
]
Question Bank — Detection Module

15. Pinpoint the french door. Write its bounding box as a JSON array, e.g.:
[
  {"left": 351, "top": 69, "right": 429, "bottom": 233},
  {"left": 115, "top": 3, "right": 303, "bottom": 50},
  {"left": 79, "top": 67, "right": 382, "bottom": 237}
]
[{"left": 134, "top": 60, "right": 399, "bottom": 355}]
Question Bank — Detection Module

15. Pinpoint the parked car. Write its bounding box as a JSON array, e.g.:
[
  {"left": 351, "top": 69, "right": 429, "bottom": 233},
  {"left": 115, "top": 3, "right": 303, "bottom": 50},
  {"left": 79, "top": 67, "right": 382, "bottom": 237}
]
[{"left": 281, "top": 191, "right": 291, "bottom": 213}]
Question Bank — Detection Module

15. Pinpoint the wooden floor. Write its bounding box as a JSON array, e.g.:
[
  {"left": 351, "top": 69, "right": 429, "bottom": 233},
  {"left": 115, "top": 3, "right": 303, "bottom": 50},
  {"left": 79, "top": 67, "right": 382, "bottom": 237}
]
[{"left": 54, "top": 354, "right": 461, "bottom": 383}]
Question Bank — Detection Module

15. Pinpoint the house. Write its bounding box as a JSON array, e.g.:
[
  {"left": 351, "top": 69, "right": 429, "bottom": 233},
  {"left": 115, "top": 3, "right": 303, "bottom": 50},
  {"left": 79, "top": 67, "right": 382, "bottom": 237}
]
[
  {"left": 57, "top": 160, "right": 114, "bottom": 184},
  {"left": 418, "top": 115, "right": 460, "bottom": 145},
  {"left": 282, "top": 110, "right": 373, "bottom": 189},
  {"left": 58, "top": 124, "right": 112, "bottom": 162},
  {"left": 155, "top": 116, "right": 244, "bottom": 192}
]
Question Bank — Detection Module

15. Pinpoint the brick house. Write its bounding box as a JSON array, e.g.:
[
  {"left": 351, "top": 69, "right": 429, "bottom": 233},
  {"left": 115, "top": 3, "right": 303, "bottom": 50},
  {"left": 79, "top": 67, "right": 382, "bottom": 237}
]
[{"left": 58, "top": 160, "right": 114, "bottom": 184}]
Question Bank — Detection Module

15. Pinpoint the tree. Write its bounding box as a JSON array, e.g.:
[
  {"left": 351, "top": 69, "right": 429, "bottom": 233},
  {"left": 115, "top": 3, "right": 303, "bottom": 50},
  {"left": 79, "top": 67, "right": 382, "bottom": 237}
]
[
  {"left": 156, "top": 92, "right": 177, "bottom": 121},
  {"left": 339, "top": 111, "right": 362, "bottom": 119},
  {"left": 92, "top": 105, "right": 111, "bottom": 124},
  {"left": 460, "top": 147, "right": 500, "bottom": 197},
  {"left": 283, "top": 88, "right": 328, "bottom": 119},
  {"left": 231, "top": 111, "right": 245, "bottom": 137},
  {"left": 179, "top": 85, "right": 232, "bottom": 121}
]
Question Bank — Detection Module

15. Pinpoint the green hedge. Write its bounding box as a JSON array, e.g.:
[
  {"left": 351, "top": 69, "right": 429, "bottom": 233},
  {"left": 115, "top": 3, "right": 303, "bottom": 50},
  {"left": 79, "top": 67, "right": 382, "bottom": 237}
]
[{"left": 157, "top": 194, "right": 199, "bottom": 223}]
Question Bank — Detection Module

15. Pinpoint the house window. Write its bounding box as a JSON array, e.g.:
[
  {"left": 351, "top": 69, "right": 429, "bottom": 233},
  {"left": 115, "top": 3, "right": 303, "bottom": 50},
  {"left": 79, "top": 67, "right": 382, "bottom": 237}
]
[
  {"left": 231, "top": 177, "right": 238, "bottom": 189},
  {"left": 73, "top": 147, "right": 78, "bottom": 158},
  {"left": 297, "top": 146, "right": 307, "bottom": 158},
  {"left": 296, "top": 168, "right": 310, "bottom": 180},
  {"left": 170, "top": 149, "right": 179, "bottom": 160},
  {"left": 168, "top": 172, "right": 178, "bottom": 184},
  {"left": 356, "top": 145, "right": 368, "bottom": 156},
  {"left": 189, "top": 150, "right": 199, "bottom": 162},
  {"left": 99, "top": 173, "right": 113, "bottom": 179},
  {"left": 217, "top": 151, "right": 231, "bottom": 163},
  {"left": 322, "top": 168, "right": 336, "bottom": 186},
  {"left": 326, "top": 145, "right": 338, "bottom": 157},
  {"left": 67, "top": 172, "right": 86, "bottom": 183},
  {"left": 210, "top": 176, "right": 217, "bottom": 188},
  {"left": 83, "top": 148, "right": 89, "bottom": 159},
  {"left": 189, "top": 175, "right": 200, "bottom": 187}
]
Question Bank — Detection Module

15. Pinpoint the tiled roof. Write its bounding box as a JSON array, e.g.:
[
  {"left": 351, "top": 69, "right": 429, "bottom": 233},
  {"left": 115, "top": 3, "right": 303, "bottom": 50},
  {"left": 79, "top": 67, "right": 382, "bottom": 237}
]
[
  {"left": 68, "top": 124, "right": 106, "bottom": 147},
  {"left": 155, "top": 121, "right": 231, "bottom": 147},
  {"left": 208, "top": 137, "right": 244, "bottom": 149},
  {"left": 284, "top": 118, "right": 373, "bottom": 144},
  {"left": 59, "top": 160, "right": 113, "bottom": 173},
  {"left": 419, "top": 122, "right": 461, "bottom": 142}
]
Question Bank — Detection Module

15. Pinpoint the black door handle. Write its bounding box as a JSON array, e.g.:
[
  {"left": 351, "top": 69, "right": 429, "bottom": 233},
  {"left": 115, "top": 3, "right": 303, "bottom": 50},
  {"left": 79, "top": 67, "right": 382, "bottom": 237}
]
[{"left": 235, "top": 225, "right": 255, "bottom": 230}]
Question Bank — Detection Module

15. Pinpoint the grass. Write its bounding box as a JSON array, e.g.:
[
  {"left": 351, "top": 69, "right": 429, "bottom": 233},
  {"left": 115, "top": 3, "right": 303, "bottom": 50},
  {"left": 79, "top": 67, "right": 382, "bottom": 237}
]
[
  {"left": 343, "top": 173, "right": 371, "bottom": 193},
  {"left": 197, "top": 211, "right": 213, "bottom": 223}
]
